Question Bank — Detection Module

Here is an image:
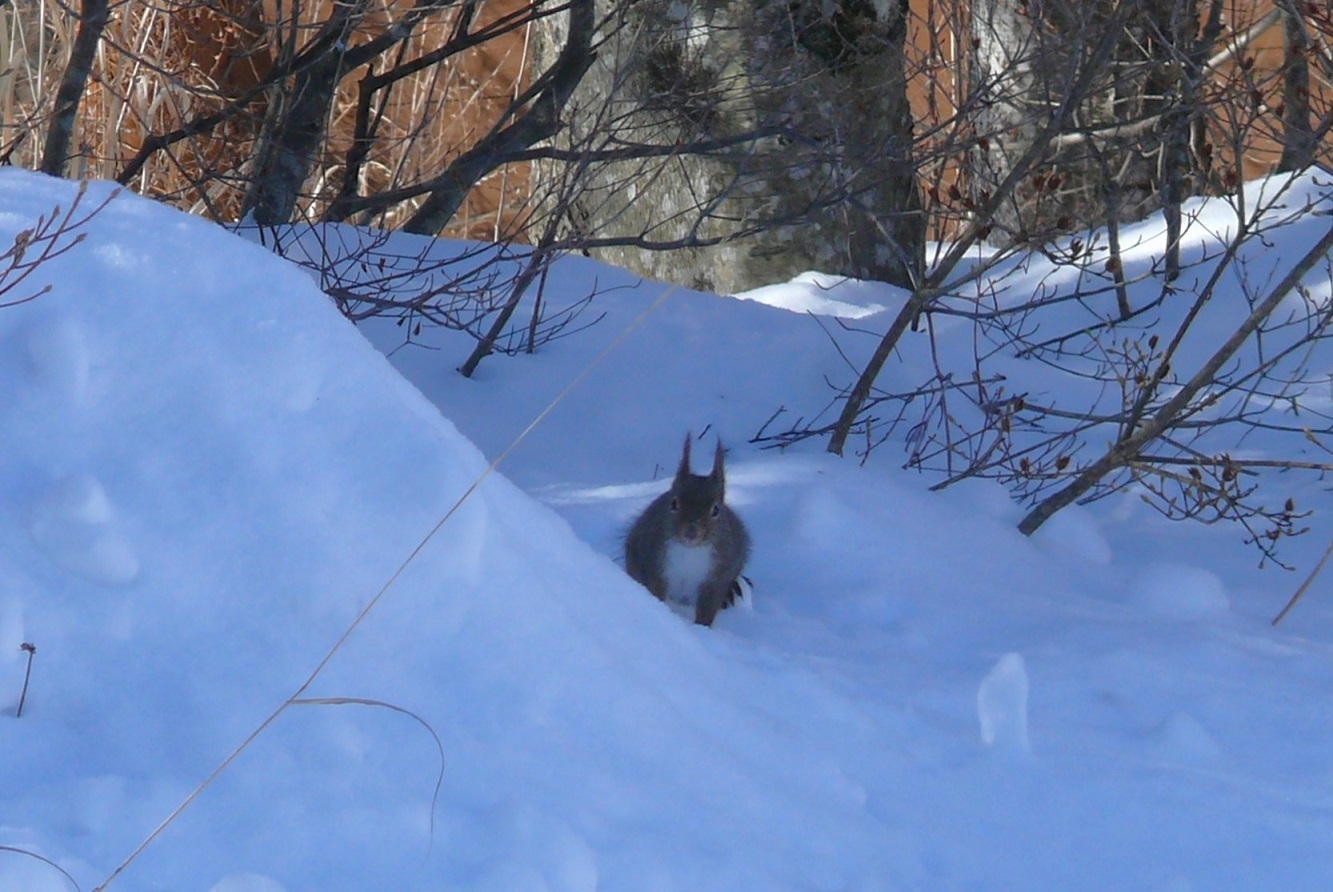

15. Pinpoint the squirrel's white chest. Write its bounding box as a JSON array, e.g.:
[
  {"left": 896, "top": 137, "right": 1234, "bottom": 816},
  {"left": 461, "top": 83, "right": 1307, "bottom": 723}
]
[{"left": 663, "top": 540, "right": 713, "bottom": 608}]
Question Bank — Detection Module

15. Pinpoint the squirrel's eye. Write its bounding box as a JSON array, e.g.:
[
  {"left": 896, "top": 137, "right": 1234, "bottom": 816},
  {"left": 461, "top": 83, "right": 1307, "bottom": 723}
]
[
  {"left": 670, "top": 497, "right": 680, "bottom": 512},
  {"left": 710, "top": 504, "right": 721, "bottom": 518}
]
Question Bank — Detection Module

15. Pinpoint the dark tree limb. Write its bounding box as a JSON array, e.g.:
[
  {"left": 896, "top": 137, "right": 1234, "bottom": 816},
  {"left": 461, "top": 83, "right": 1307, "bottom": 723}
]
[
  {"left": 1277, "top": 0, "right": 1315, "bottom": 172},
  {"left": 1160, "top": 0, "right": 1224, "bottom": 283},
  {"left": 116, "top": 22, "right": 349, "bottom": 186},
  {"left": 459, "top": 239, "right": 553, "bottom": 377},
  {"left": 332, "top": 0, "right": 548, "bottom": 217},
  {"left": 326, "top": 126, "right": 793, "bottom": 221},
  {"left": 115, "top": 0, "right": 460, "bottom": 188},
  {"left": 400, "top": 0, "right": 594, "bottom": 235},
  {"left": 245, "top": 0, "right": 371, "bottom": 224},
  {"left": 40, "top": 0, "right": 109, "bottom": 176}
]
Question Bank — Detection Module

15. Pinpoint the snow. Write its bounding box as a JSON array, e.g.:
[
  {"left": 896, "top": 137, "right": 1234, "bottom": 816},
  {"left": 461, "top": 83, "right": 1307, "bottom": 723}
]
[
  {"left": 3, "top": 167, "right": 1333, "bottom": 891},
  {"left": 733, "top": 271, "right": 893, "bottom": 317},
  {"left": 977, "top": 652, "right": 1030, "bottom": 755},
  {"left": 29, "top": 473, "right": 139, "bottom": 586}
]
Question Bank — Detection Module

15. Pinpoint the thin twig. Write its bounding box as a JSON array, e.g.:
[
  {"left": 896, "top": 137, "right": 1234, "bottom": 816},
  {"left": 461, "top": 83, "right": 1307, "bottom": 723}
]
[
  {"left": 15, "top": 643, "right": 35, "bottom": 717},
  {"left": 1272, "top": 534, "right": 1333, "bottom": 625},
  {"left": 290, "top": 697, "right": 447, "bottom": 850},
  {"left": 0, "top": 844, "right": 80, "bottom": 891}
]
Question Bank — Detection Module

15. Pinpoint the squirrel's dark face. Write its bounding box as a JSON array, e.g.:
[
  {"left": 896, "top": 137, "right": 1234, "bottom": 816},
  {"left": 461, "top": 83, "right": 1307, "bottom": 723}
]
[
  {"left": 666, "top": 435, "right": 729, "bottom": 545},
  {"left": 668, "top": 472, "right": 725, "bottom": 546}
]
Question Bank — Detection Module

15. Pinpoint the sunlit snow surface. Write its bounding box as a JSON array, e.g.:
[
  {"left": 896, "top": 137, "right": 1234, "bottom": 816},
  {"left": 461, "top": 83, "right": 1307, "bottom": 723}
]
[{"left": 3, "top": 169, "right": 1333, "bottom": 891}]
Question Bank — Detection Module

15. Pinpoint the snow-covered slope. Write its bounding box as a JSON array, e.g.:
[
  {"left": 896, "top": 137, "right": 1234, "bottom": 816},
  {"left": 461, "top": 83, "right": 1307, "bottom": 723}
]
[{"left": 3, "top": 169, "right": 1333, "bottom": 892}]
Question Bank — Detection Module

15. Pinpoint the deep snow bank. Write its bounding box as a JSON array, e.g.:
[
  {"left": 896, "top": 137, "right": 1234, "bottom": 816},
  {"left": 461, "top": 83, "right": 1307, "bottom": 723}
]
[
  {"left": 0, "top": 174, "right": 910, "bottom": 890},
  {"left": 6, "top": 170, "right": 1333, "bottom": 892}
]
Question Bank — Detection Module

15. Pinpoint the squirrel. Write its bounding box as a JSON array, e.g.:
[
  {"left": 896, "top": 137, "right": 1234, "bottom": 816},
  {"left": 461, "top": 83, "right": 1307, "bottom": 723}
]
[{"left": 624, "top": 434, "right": 750, "bottom": 626}]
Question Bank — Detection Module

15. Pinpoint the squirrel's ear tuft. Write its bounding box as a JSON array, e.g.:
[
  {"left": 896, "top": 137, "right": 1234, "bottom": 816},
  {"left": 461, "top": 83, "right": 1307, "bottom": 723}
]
[
  {"left": 712, "top": 439, "right": 726, "bottom": 491},
  {"left": 676, "top": 432, "right": 693, "bottom": 480}
]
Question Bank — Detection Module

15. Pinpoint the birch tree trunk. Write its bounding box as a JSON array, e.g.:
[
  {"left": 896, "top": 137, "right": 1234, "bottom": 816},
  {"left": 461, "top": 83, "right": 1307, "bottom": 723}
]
[{"left": 532, "top": 0, "right": 924, "bottom": 293}]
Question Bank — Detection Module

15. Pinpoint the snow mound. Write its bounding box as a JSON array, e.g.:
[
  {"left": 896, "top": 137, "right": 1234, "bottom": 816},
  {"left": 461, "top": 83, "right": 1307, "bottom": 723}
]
[
  {"left": 29, "top": 473, "right": 139, "bottom": 585},
  {"left": 977, "top": 652, "right": 1031, "bottom": 754},
  {"left": 1131, "top": 563, "right": 1231, "bottom": 620},
  {"left": 0, "top": 173, "right": 908, "bottom": 890},
  {"left": 731, "top": 270, "right": 897, "bottom": 317},
  {"left": 6, "top": 168, "right": 1333, "bottom": 891},
  {"left": 209, "top": 874, "right": 288, "bottom": 892}
]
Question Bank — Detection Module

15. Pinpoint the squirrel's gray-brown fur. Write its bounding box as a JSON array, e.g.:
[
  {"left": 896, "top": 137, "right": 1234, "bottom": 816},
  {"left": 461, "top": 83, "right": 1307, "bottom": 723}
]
[{"left": 624, "top": 433, "right": 750, "bottom": 626}]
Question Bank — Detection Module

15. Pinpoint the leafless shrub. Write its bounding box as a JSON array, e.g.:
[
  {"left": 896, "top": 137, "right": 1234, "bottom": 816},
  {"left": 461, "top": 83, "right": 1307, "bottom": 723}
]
[
  {"left": 746, "top": 0, "right": 1333, "bottom": 562},
  {"left": 248, "top": 213, "right": 612, "bottom": 375},
  {"left": 0, "top": 181, "right": 115, "bottom": 308}
]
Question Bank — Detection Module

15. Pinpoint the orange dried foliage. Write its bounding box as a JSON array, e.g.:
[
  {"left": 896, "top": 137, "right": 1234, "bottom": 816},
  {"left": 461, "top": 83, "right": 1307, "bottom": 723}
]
[
  {"left": 3, "top": 0, "right": 1326, "bottom": 240},
  {"left": 41, "top": 0, "right": 531, "bottom": 236},
  {"left": 904, "top": 0, "right": 1333, "bottom": 234}
]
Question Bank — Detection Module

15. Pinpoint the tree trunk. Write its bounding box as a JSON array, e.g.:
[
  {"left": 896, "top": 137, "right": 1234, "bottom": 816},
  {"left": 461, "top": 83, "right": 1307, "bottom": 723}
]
[
  {"left": 531, "top": 0, "right": 924, "bottom": 294},
  {"left": 967, "top": 0, "right": 1042, "bottom": 241},
  {"left": 1277, "top": 0, "right": 1314, "bottom": 173},
  {"left": 40, "top": 0, "right": 109, "bottom": 176},
  {"left": 244, "top": 1, "right": 369, "bottom": 225}
]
